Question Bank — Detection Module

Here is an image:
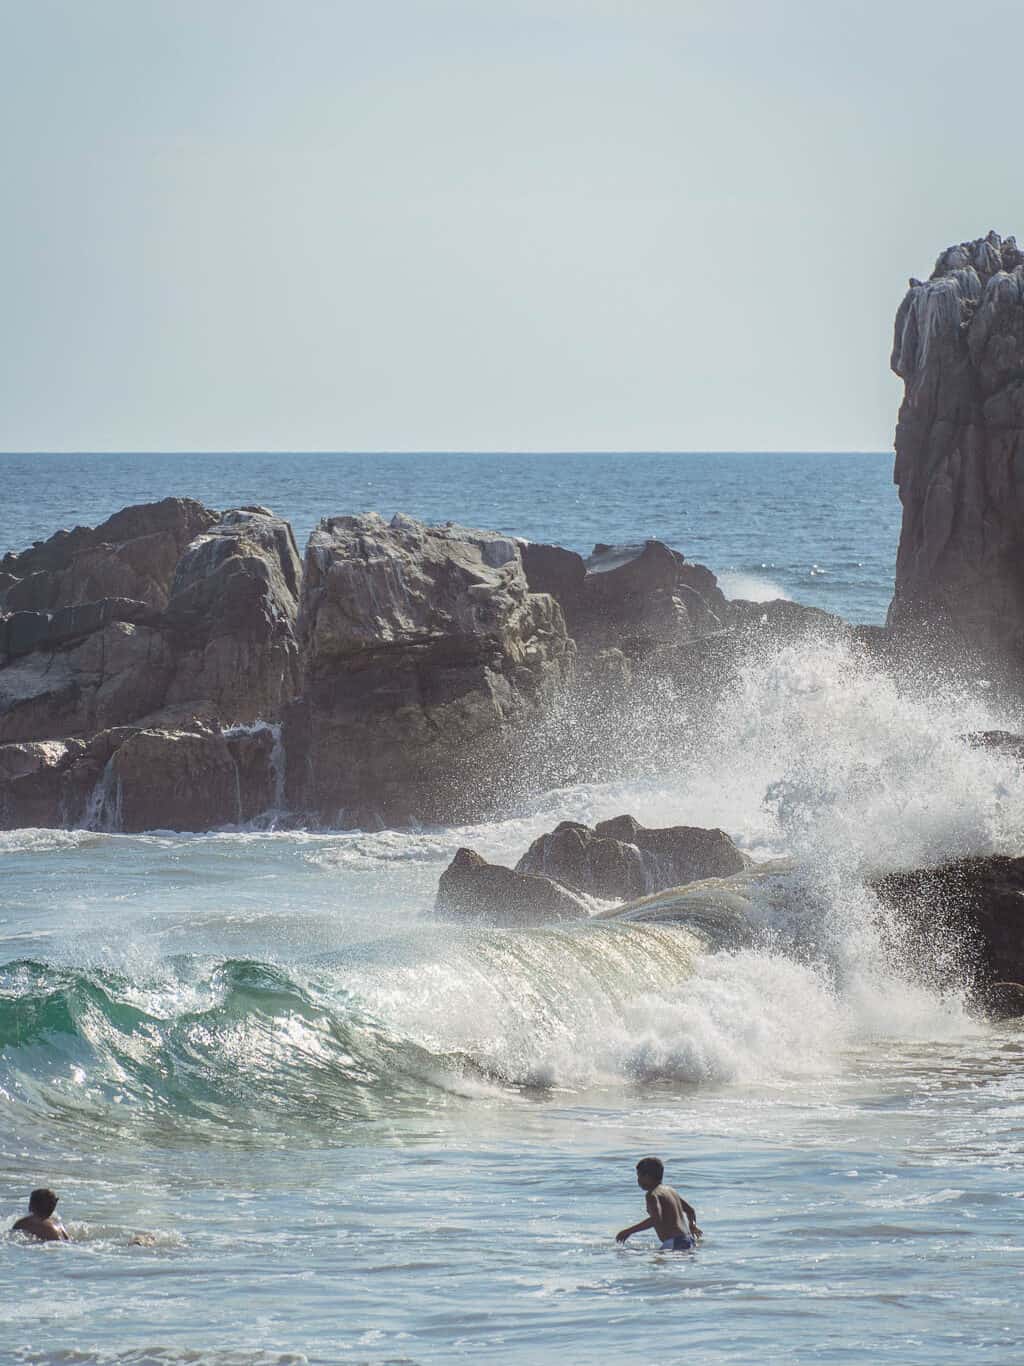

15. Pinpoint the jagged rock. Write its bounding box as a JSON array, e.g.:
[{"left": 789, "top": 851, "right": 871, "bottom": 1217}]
[
  {"left": 0, "top": 619, "right": 173, "bottom": 744},
  {"left": 522, "top": 538, "right": 727, "bottom": 662},
  {"left": 726, "top": 598, "right": 848, "bottom": 640},
  {"left": 435, "top": 847, "right": 589, "bottom": 925},
  {"left": 162, "top": 508, "right": 303, "bottom": 720},
  {"left": 516, "top": 814, "right": 749, "bottom": 901},
  {"left": 284, "top": 514, "right": 573, "bottom": 826},
  {"left": 0, "top": 738, "right": 85, "bottom": 829},
  {"left": 0, "top": 505, "right": 303, "bottom": 745},
  {"left": 873, "top": 855, "right": 1024, "bottom": 997},
  {"left": 0, "top": 720, "right": 281, "bottom": 832},
  {"left": 0, "top": 498, "right": 218, "bottom": 612},
  {"left": 888, "top": 231, "right": 1024, "bottom": 670},
  {"left": 103, "top": 725, "right": 244, "bottom": 832}
]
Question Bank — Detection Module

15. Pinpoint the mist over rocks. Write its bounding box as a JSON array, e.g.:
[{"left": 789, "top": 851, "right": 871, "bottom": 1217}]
[
  {"left": 0, "top": 497, "right": 869, "bottom": 834},
  {"left": 0, "top": 464, "right": 972, "bottom": 845},
  {"left": 889, "top": 230, "right": 1024, "bottom": 675},
  {"left": 873, "top": 856, "right": 1024, "bottom": 1009}
]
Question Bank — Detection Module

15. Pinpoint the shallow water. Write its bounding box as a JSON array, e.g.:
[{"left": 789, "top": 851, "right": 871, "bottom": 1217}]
[{"left": 3, "top": 632, "right": 1024, "bottom": 1363}]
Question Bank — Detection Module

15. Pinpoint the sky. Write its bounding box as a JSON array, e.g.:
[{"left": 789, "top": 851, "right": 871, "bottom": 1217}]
[{"left": 1, "top": 0, "right": 1022, "bottom": 453}]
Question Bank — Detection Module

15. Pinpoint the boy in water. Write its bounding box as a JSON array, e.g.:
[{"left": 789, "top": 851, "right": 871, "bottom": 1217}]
[
  {"left": 11, "top": 1188, "right": 70, "bottom": 1242},
  {"left": 616, "top": 1157, "right": 701, "bottom": 1250}
]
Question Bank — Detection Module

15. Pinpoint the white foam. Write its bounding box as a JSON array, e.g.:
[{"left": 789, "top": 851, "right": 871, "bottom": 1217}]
[{"left": 717, "top": 569, "right": 792, "bottom": 603}]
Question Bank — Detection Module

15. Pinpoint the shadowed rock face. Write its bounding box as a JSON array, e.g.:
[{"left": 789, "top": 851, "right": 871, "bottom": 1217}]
[
  {"left": 284, "top": 514, "right": 573, "bottom": 827},
  {"left": 873, "top": 856, "right": 1024, "bottom": 1003},
  {"left": 522, "top": 538, "right": 727, "bottom": 668},
  {"left": 889, "top": 230, "right": 1024, "bottom": 668}
]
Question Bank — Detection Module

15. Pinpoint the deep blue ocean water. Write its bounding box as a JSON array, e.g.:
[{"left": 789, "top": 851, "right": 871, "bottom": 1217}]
[
  {"left": 3, "top": 453, "right": 1023, "bottom": 1366},
  {"left": 0, "top": 451, "right": 900, "bottom": 623}
]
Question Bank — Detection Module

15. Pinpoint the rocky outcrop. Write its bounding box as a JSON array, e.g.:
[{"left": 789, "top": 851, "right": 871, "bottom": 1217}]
[
  {"left": 522, "top": 538, "right": 727, "bottom": 675},
  {"left": 515, "top": 814, "right": 749, "bottom": 901},
  {"left": 888, "top": 230, "right": 1024, "bottom": 671},
  {"left": 161, "top": 508, "right": 302, "bottom": 720},
  {"left": 1, "top": 498, "right": 217, "bottom": 613},
  {"left": 284, "top": 514, "right": 573, "bottom": 826},
  {"left": 435, "top": 847, "right": 589, "bottom": 925},
  {"left": 0, "top": 504, "right": 302, "bottom": 745},
  {"left": 873, "top": 856, "right": 1024, "bottom": 998},
  {"left": 0, "top": 720, "right": 283, "bottom": 832}
]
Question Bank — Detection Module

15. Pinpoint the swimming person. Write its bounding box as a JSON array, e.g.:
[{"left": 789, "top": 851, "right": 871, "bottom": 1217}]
[
  {"left": 615, "top": 1156, "right": 701, "bottom": 1250},
  {"left": 11, "top": 1188, "right": 70, "bottom": 1242}
]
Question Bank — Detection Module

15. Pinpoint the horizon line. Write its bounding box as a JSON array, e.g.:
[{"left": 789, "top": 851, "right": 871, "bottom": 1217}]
[{"left": 0, "top": 448, "right": 893, "bottom": 457}]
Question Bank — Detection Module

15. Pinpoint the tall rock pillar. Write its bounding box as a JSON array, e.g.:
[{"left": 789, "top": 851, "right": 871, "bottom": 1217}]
[{"left": 889, "top": 230, "right": 1024, "bottom": 670}]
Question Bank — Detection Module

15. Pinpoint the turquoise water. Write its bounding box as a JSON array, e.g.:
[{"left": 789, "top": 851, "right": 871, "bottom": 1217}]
[
  {"left": 0, "top": 451, "right": 898, "bottom": 623},
  {"left": 3, "top": 457, "right": 1024, "bottom": 1365}
]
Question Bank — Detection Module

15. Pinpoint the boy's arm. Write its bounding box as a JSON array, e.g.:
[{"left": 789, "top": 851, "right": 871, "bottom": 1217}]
[
  {"left": 679, "top": 1197, "right": 702, "bottom": 1238},
  {"left": 615, "top": 1216, "right": 654, "bottom": 1243},
  {"left": 616, "top": 1190, "right": 662, "bottom": 1243}
]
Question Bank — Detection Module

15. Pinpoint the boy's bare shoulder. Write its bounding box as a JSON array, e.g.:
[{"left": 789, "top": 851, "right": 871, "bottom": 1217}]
[{"left": 12, "top": 1214, "right": 66, "bottom": 1241}]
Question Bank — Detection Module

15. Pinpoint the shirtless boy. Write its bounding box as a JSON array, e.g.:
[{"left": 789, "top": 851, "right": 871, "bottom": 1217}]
[
  {"left": 616, "top": 1157, "right": 701, "bottom": 1250},
  {"left": 11, "top": 1188, "right": 70, "bottom": 1242}
]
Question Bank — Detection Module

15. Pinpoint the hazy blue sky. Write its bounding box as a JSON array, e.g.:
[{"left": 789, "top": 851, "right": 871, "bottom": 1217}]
[{"left": 1, "top": 0, "right": 1021, "bottom": 451}]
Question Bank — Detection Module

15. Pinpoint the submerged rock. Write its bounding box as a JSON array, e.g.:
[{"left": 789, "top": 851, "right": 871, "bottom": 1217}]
[
  {"left": 285, "top": 514, "right": 573, "bottom": 827},
  {"left": 888, "top": 231, "right": 1024, "bottom": 674},
  {"left": 515, "top": 814, "right": 749, "bottom": 901},
  {"left": 435, "top": 847, "right": 589, "bottom": 926}
]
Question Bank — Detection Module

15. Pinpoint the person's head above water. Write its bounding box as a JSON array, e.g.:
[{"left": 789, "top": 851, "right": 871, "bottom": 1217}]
[
  {"left": 635, "top": 1157, "right": 665, "bottom": 1191},
  {"left": 28, "top": 1188, "right": 59, "bottom": 1218}
]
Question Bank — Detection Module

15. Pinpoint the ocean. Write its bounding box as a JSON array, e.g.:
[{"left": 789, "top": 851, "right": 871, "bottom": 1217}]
[{"left": 2, "top": 452, "right": 1022, "bottom": 1366}]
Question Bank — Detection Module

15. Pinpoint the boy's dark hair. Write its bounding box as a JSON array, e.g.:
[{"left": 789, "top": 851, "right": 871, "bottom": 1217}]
[
  {"left": 636, "top": 1157, "right": 664, "bottom": 1184},
  {"left": 28, "top": 1188, "right": 58, "bottom": 1218}
]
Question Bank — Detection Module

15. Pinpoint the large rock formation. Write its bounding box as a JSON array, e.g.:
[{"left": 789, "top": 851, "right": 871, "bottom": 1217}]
[
  {"left": 515, "top": 814, "right": 750, "bottom": 901},
  {"left": 889, "top": 230, "right": 1024, "bottom": 670},
  {"left": 284, "top": 514, "right": 573, "bottom": 826},
  {"left": 435, "top": 848, "right": 589, "bottom": 925}
]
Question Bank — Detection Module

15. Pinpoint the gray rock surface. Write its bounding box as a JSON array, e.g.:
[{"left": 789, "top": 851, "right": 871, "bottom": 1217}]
[
  {"left": 0, "top": 498, "right": 218, "bottom": 612},
  {"left": 0, "top": 504, "right": 303, "bottom": 744},
  {"left": 888, "top": 230, "right": 1024, "bottom": 669},
  {"left": 162, "top": 508, "right": 303, "bottom": 720},
  {"left": 285, "top": 514, "right": 573, "bottom": 826},
  {"left": 522, "top": 538, "right": 727, "bottom": 668},
  {"left": 435, "top": 847, "right": 589, "bottom": 925},
  {"left": 516, "top": 813, "right": 750, "bottom": 901}
]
